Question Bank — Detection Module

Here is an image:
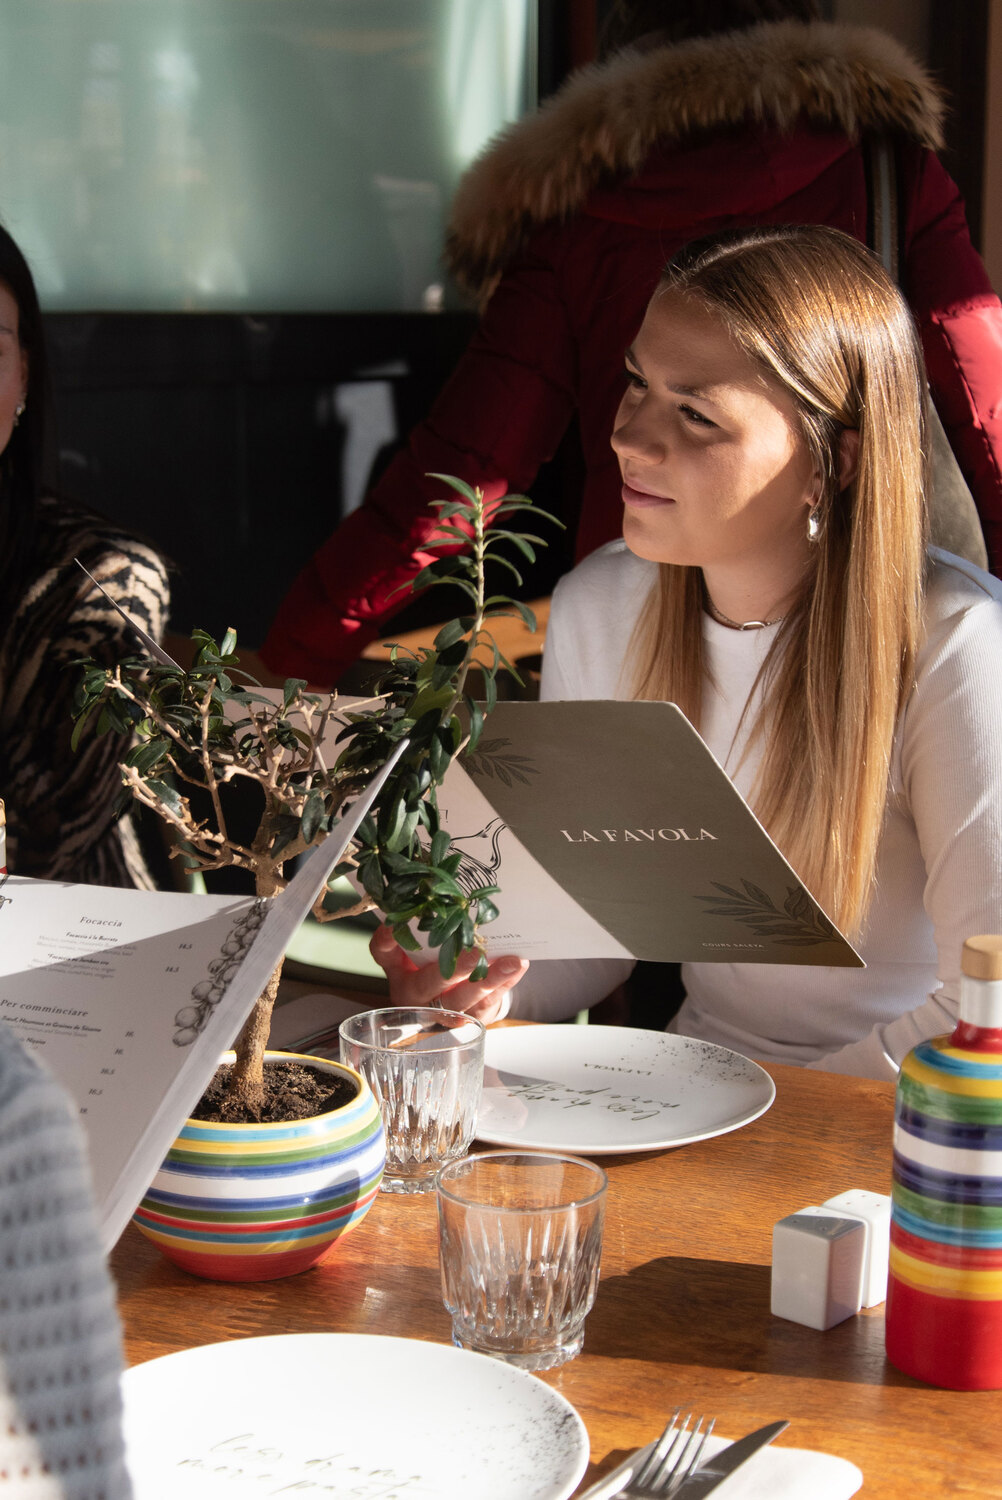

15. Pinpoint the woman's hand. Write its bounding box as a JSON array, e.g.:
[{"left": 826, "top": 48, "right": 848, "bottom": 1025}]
[{"left": 369, "top": 926, "right": 529, "bottom": 1025}]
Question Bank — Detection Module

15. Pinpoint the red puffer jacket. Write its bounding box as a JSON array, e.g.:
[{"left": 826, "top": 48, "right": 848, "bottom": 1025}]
[{"left": 262, "top": 21, "right": 1002, "bottom": 684}]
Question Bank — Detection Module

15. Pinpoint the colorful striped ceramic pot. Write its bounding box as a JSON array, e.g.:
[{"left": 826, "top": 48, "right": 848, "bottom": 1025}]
[
  {"left": 886, "top": 1034, "right": 1002, "bottom": 1388},
  {"left": 133, "top": 1051, "right": 385, "bottom": 1282}
]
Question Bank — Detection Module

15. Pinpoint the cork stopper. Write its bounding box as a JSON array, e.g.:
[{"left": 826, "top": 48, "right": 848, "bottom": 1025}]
[{"left": 962, "top": 936, "right": 1002, "bottom": 982}]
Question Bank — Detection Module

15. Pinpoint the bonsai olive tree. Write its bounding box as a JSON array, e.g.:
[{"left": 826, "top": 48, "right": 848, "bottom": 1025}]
[{"left": 72, "top": 480, "right": 553, "bottom": 1118}]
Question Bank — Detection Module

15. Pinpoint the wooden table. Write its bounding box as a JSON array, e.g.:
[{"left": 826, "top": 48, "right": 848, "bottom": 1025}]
[{"left": 111, "top": 1062, "right": 1001, "bottom": 1497}]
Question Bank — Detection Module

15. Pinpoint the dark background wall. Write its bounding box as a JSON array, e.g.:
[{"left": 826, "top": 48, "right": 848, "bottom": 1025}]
[{"left": 44, "top": 310, "right": 480, "bottom": 644}]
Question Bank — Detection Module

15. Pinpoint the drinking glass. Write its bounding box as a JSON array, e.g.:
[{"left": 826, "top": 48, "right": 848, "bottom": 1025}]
[
  {"left": 437, "top": 1150, "right": 608, "bottom": 1370},
  {"left": 338, "top": 1008, "right": 485, "bottom": 1194}
]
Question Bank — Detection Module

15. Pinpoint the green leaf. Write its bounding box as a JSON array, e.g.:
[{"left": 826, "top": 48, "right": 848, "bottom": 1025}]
[
  {"left": 124, "top": 737, "right": 171, "bottom": 775},
  {"left": 427, "top": 523, "right": 472, "bottom": 545},
  {"left": 433, "top": 618, "right": 470, "bottom": 651},
  {"left": 411, "top": 555, "right": 465, "bottom": 590},
  {"left": 270, "top": 812, "right": 305, "bottom": 860},
  {"left": 428, "top": 907, "right": 465, "bottom": 947},
  {"left": 392, "top": 923, "right": 422, "bottom": 953},
  {"left": 436, "top": 638, "right": 469, "bottom": 669},
  {"left": 300, "top": 791, "right": 325, "bottom": 845},
  {"left": 491, "top": 529, "right": 548, "bottom": 547},
  {"left": 359, "top": 855, "right": 386, "bottom": 903},
  {"left": 430, "top": 829, "right": 451, "bottom": 865},
  {"left": 428, "top": 728, "right": 446, "bottom": 780},
  {"left": 495, "top": 651, "right": 524, "bottom": 685},
  {"left": 437, "top": 929, "right": 460, "bottom": 979},
  {"left": 488, "top": 532, "right": 536, "bottom": 562},
  {"left": 473, "top": 895, "right": 500, "bottom": 924},
  {"left": 487, "top": 554, "right": 524, "bottom": 586},
  {"left": 508, "top": 600, "right": 538, "bottom": 633},
  {"left": 146, "top": 778, "right": 185, "bottom": 819},
  {"left": 69, "top": 701, "right": 99, "bottom": 752},
  {"left": 104, "top": 697, "right": 143, "bottom": 734},
  {"left": 379, "top": 849, "right": 418, "bottom": 876},
  {"left": 220, "top": 628, "right": 238, "bottom": 657},
  {"left": 384, "top": 876, "right": 422, "bottom": 910},
  {"left": 427, "top": 472, "right": 478, "bottom": 503},
  {"left": 378, "top": 797, "right": 408, "bottom": 852},
  {"left": 464, "top": 697, "right": 484, "bottom": 754},
  {"left": 430, "top": 639, "right": 468, "bottom": 690},
  {"left": 408, "top": 684, "right": 455, "bottom": 721},
  {"left": 399, "top": 806, "right": 421, "bottom": 852},
  {"left": 442, "top": 579, "right": 481, "bottom": 604},
  {"left": 428, "top": 870, "right": 465, "bottom": 901},
  {"left": 283, "top": 677, "right": 308, "bottom": 709},
  {"left": 491, "top": 497, "right": 564, "bottom": 527},
  {"left": 429, "top": 501, "right": 471, "bottom": 519}
]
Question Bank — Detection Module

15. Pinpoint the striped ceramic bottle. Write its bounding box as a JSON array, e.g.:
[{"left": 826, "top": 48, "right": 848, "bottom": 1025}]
[{"left": 885, "top": 935, "right": 1002, "bottom": 1388}]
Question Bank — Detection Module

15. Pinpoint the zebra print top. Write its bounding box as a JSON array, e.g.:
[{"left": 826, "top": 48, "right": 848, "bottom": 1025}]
[{"left": 0, "top": 495, "right": 169, "bottom": 887}]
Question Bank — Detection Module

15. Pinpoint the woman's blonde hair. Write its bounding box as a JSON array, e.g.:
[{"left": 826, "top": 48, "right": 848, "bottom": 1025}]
[{"left": 630, "top": 225, "right": 928, "bottom": 934}]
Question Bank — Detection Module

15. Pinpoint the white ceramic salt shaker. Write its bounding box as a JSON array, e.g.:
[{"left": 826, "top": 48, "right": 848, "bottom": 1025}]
[
  {"left": 771, "top": 1205, "right": 866, "bottom": 1330},
  {"left": 822, "top": 1189, "right": 891, "bottom": 1308}
]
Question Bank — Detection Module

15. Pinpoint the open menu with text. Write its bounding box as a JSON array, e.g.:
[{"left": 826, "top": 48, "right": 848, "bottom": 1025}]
[{"left": 0, "top": 747, "right": 403, "bottom": 1249}]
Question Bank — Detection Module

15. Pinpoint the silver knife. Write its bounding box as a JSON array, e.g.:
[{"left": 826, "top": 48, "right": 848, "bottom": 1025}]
[{"left": 669, "top": 1420, "right": 789, "bottom": 1496}]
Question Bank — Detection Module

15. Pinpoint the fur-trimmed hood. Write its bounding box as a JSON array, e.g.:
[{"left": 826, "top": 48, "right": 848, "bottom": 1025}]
[{"left": 446, "top": 20, "right": 945, "bottom": 302}]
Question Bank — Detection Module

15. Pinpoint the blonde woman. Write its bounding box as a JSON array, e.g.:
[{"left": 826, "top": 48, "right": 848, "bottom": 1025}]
[{"left": 373, "top": 225, "right": 1002, "bottom": 1080}]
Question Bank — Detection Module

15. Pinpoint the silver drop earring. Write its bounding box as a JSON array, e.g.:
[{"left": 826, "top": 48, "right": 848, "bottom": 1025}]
[
  {"left": 13, "top": 399, "right": 25, "bottom": 427},
  {"left": 807, "top": 508, "right": 821, "bottom": 543}
]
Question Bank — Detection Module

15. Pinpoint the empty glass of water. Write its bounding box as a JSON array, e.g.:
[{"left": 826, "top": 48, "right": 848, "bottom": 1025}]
[
  {"left": 339, "top": 1008, "right": 485, "bottom": 1194},
  {"left": 437, "top": 1150, "right": 607, "bottom": 1370}
]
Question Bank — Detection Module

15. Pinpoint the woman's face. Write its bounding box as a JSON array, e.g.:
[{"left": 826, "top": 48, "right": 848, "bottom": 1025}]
[
  {"left": 612, "top": 289, "right": 817, "bottom": 586},
  {"left": 0, "top": 282, "right": 28, "bottom": 458}
]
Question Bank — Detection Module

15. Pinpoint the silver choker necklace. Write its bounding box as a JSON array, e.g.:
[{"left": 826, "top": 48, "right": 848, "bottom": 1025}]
[{"left": 705, "top": 596, "right": 784, "bottom": 631}]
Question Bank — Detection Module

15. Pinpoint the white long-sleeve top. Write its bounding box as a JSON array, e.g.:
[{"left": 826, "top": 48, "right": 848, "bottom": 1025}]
[{"left": 510, "top": 540, "right": 1002, "bottom": 1081}]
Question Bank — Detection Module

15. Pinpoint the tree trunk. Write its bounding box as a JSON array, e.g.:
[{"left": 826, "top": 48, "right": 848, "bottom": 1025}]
[
  {"left": 226, "top": 957, "right": 284, "bottom": 1117},
  {"left": 225, "top": 847, "right": 286, "bottom": 1118}
]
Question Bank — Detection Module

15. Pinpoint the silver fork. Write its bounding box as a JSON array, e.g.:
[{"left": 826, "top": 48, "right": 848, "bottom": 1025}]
[{"left": 619, "top": 1410, "right": 716, "bottom": 1498}]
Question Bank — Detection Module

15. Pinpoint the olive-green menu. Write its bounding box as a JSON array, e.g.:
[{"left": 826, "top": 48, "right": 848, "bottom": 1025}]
[{"left": 439, "top": 700, "right": 862, "bottom": 968}]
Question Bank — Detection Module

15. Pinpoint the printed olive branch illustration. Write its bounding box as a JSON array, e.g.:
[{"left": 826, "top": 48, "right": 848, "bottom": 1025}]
[
  {"left": 463, "top": 737, "right": 539, "bottom": 788},
  {"left": 695, "top": 879, "right": 835, "bottom": 946}
]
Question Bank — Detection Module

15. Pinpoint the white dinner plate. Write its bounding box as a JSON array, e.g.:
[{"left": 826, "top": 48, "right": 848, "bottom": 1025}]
[
  {"left": 477, "top": 1026, "right": 775, "bottom": 1154},
  {"left": 121, "top": 1333, "right": 589, "bottom": 1500}
]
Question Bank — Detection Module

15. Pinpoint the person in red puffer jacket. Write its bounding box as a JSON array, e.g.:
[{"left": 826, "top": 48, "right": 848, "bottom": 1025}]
[{"left": 261, "top": 0, "right": 1002, "bottom": 686}]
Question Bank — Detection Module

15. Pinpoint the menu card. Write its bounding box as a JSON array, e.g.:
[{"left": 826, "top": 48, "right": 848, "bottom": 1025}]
[
  {"left": 432, "top": 700, "right": 862, "bottom": 969},
  {"left": 0, "top": 745, "right": 404, "bottom": 1249}
]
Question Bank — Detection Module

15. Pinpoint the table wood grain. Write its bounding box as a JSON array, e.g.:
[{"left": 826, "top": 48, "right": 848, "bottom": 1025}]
[
  {"left": 111, "top": 1060, "right": 1002, "bottom": 1497},
  {"left": 360, "top": 597, "right": 550, "bottom": 668}
]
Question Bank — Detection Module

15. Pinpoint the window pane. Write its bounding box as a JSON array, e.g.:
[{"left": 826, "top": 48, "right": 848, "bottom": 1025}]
[{"left": 0, "top": 0, "right": 536, "bottom": 311}]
